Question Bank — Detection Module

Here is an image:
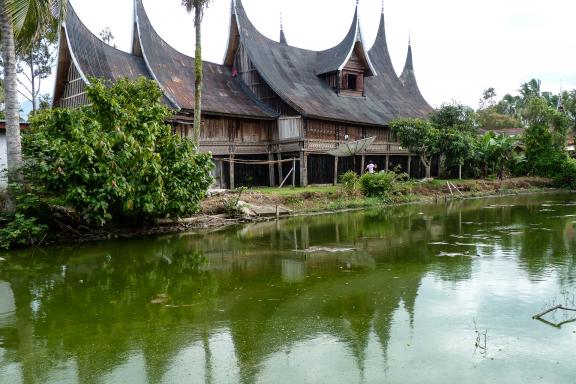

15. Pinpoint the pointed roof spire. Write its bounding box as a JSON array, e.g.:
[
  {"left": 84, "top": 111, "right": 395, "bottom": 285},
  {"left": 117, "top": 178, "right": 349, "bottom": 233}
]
[
  {"left": 399, "top": 39, "right": 431, "bottom": 110},
  {"left": 368, "top": 2, "right": 397, "bottom": 80},
  {"left": 557, "top": 81, "right": 565, "bottom": 112},
  {"left": 315, "top": 4, "right": 376, "bottom": 76},
  {"left": 279, "top": 12, "right": 288, "bottom": 45},
  {"left": 403, "top": 40, "right": 413, "bottom": 71}
]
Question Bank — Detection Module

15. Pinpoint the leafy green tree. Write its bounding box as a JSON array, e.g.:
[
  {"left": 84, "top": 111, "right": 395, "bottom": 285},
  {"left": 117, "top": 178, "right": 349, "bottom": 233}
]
[
  {"left": 181, "top": 0, "right": 212, "bottom": 146},
  {"left": 519, "top": 79, "right": 541, "bottom": 100},
  {"left": 490, "top": 134, "right": 518, "bottom": 179},
  {"left": 14, "top": 27, "right": 57, "bottom": 113},
  {"left": 522, "top": 97, "right": 571, "bottom": 177},
  {"left": 390, "top": 118, "right": 440, "bottom": 178},
  {"left": 23, "top": 77, "right": 213, "bottom": 225},
  {"left": 441, "top": 129, "right": 475, "bottom": 179},
  {"left": 430, "top": 102, "right": 479, "bottom": 133},
  {"left": 474, "top": 132, "right": 517, "bottom": 179},
  {"left": 495, "top": 93, "right": 522, "bottom": 118},
  {"left": 429, "top": 103, "right": 478, "bottom": 179},
  {"left": 479, "top": 87, "right": 496, "bottom": 110}
]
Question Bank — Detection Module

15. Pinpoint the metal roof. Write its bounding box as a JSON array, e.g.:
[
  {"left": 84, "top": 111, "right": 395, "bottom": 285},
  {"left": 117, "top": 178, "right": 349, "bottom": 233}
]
[
  {"left": 133, "top": 0, "right": 276, "bottom": 118},
  {"left": 65, "top": 5, "right": 151, "bottom": 84},
  {"left": 232, "top": 0, "right": 433, "bottom": 125}
]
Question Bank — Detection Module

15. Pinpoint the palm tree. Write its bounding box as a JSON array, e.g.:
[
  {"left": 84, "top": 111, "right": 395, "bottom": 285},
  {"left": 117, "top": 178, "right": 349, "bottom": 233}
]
[
  {"left": 0, "top": 0, "right": 65, "bottom": 184},
  {"left": 181, "top": 0, "right": 211, "bottom": 147},
  {"left": 0, "top": 0, "right": 23, "bottom": 180}
]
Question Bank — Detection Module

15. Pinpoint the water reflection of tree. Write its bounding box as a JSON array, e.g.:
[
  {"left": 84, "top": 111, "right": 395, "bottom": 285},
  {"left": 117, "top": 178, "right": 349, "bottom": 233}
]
[{"left": 0, "top": 194, "right": 573, "bottom": 382}]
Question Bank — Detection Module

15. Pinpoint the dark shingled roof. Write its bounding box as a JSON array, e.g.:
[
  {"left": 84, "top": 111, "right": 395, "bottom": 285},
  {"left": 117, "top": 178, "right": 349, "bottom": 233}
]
[
  {"left": 315, "top": 7, "right": 376, "bottom": 77},
  {"left": 64, "top": 5, "right": 151, "bottom": 83},
  {"left": 134, "top": 0, "right": 275, "bottom": 118},
  {"left": 399, "top": 44, "right": 433, "bottom": 113},
  {"left": 366, "top": 13, "right": 433, "bottom": 117},
  {"left": 233, "top": 0, "right": 431, "bottom": 125}
]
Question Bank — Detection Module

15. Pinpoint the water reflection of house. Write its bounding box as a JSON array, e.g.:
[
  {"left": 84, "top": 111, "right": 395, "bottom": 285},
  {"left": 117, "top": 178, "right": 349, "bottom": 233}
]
[{"left": 53, "top": 0, "right": 437, "bottom": 188}]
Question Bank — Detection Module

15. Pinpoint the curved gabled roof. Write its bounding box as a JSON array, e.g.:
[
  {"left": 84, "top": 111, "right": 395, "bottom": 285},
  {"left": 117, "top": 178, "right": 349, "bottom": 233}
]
[
  {"left": 399, "top": 44, "right": 433, "bottom": 113},
  {"left": 134, "top": 0, "right": 276, "bottom": 118},
  {"left": 61, "top": 5, "right": 150, "bottom": 84},
  {"left": 367, "top": 13, "right": 433, "bottom": 117},
  {"left": 229, "top": 0, "right": 414, "bottom": 125},
  {"left": 315, "top": 7, "right": 376, "bottom": 77}
]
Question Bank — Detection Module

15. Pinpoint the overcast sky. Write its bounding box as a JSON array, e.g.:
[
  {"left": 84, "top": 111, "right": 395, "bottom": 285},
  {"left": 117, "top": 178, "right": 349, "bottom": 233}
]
[{"left": 43, "top": 0, "right": 575, "bottom": 109}]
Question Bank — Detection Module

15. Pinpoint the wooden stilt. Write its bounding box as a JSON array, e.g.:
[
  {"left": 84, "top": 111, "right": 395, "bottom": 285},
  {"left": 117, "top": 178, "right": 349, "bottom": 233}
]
[
  {"left": 292, "top": 158, "right": 296, "bottom": 187},
  {"left": 268, "top": 152, "right": 275, "bottom": 186},
  {"left": 219, "top": 159, "right": 225, "bottom": 189},
  {"left": 300, "top": 152, "right": 308, "bottom": 187},
  {"left": 278, "top": 153, "right": 283, "bottom": 184},
  {"left": 229, "top": 154, "right": 235, "bottom": 190},
  {"left": 385, "top": 155, "right": 390, "bottom": 172},
  {"left": 334, "top": 157, "right": 339, "bottom": 185},
  {"left": 407, "top": 155, "right": 412, "bottom": 178},
  {"left": 361, "top": 154, "right": 365, "bottom": 175}
]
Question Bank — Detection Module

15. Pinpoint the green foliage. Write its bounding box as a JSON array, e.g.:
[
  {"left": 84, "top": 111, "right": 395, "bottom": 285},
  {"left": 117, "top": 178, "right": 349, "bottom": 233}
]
[
  {"left": 390, "top": 118, "right": 440, "bottom": 177},
  {"left": 359, "top": 171, "right": 406, "bottom": 198},
  {"left": 473, "top": 132, "right": 519, "bottom": 178},
  {"left": 22, "top": 77, "right": 213, "bottom": 225},
  {"left": 430, "top": 102, "right": 479, "bottom": 133},
  {"left": 555, "top": 158, "right": 576, "bottom": 189},
  {"left": 477, "top": 108, "right": 521, "bottom": 131},
  {"left": 522, "top": 97, "right": 571, "bottom": 177},
  {"left": 0, "top": 213, "right": 48, "bottom": 249},
  {"left": 339, "top": 171, "right": 358, "bottom": 196},
  {"left": 224, "top": 187, "right": 247, "bottom": 216}
]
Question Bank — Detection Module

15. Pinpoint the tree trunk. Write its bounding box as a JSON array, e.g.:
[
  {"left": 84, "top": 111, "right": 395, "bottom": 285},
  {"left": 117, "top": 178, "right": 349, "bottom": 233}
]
[
  {"left": 0, "top": 0, "right": 23, "bottom": 181},
  {"left": 420, "top": 155, "right": 431, "bottom": 179},
  {"left": 30, "top": 55, "right": 37, "bottom": 113},
  {"left": 193, "top": 5, "right": 203, "bottom": 147}
]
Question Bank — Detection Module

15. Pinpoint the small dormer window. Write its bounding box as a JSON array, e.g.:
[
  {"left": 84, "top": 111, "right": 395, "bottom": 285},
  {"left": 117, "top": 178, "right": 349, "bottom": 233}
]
[
  {"left": 340, "top": 70, "right": 364, "bottom": 96},
  {"left": 345, "top": 74, "right": 357, "bottom": 90}
]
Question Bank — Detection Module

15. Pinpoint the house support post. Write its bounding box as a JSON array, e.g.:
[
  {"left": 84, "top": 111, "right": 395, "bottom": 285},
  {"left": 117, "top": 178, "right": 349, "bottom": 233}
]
[
  {"left": 385, "top": 155, "right": 390, "bottom": 172},
  {"left": 219, "top": 158, "right": 225, "bottom": 189},
  {"left": 278, "top": 153, "right": 283, "bottom": 184},
  {"left": 407, "top": 155, "right": 412, "bottom": 178},
  {"left": 300, "top": 151, "right": 308, "bottom": 187},
  {"left": 229, "top": 154, "right": 235, "bottom": 190},
  {"left": 268, "top": 152, "right": 275, "bottom": 186},
  {"left": 333, "top": 157, "right": 339, "bottom": 185},
  {"left": 292, "top": 158, "right": 296, "bottom": 187},
  {"left": 361, "top": 154, "right": 365, "bottom": 175}
]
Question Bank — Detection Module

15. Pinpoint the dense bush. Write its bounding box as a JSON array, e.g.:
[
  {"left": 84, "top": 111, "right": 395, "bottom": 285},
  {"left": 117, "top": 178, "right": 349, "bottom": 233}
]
[
  {"left": 339, "top": 171, "right": 358, "bottom": 196},
  {"left": 359, "top": 171, "right": 406, "bottom": 198},
  {"left": 555, "top": 158, "right": 576, "bottom": 189},
  {"left": 0, "top": 213, "right": 48, "bottom": 249},
  {"left": 522, "top": 97, "right": 571, "bottom": 177},
  {"left": 21, "top": 77, "right": 213, "bottom": 226}
]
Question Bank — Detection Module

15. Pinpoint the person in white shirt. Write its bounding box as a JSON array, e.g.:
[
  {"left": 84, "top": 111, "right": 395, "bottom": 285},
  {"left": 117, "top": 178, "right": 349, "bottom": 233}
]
[{"left": 365, "top": 161, "right": 377, "bottom": 174}]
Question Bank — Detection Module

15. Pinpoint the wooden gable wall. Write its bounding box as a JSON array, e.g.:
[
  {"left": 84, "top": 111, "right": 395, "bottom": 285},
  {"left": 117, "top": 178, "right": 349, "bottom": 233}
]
[{"left": 235, "top": 44, "right": 298, "bottom": 117}]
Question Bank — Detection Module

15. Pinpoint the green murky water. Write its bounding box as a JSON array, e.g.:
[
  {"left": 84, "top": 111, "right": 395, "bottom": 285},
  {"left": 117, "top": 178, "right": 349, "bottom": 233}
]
[{"left": 1, "top": 193, "right": 576, "bottom": 383}]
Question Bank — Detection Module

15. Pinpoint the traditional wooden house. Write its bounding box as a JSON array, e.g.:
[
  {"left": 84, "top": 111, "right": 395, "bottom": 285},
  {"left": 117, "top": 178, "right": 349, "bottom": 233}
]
[{"left": 53, "top": 0, "right": 436, "bottom": 187}]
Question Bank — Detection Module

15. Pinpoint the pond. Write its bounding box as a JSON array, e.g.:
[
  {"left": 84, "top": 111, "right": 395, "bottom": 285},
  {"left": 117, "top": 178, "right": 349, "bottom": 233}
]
[{"left": 1, "top": 193, "right": 576, "bottom": 383}]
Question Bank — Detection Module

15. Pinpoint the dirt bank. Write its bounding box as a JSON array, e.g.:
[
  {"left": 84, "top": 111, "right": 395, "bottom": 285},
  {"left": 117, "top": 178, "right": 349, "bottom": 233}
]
[{"left": 12, "top": 177, "right": 565, "bottom": 246}]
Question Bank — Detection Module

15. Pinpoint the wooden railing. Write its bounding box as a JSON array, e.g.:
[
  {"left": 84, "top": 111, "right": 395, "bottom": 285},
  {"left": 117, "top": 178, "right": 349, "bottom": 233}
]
[{"left": 200, "top": 138, "right": 408, "bottom": 156}]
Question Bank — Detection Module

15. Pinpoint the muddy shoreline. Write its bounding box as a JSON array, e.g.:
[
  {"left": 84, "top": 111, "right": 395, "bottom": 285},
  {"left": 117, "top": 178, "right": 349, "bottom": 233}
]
[{"left": 44, "top": 177, "right": 566, "bottom": 246}]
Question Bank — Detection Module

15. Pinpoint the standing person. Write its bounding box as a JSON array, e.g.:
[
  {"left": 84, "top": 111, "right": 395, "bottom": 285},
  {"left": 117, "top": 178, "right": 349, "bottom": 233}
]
[{"left": 365, "top": 160, "right": 377, "bottom": 174}]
